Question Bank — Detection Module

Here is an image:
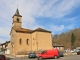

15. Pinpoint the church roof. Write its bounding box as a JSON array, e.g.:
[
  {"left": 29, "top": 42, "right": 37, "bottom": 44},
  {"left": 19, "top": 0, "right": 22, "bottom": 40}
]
[
  {"left": 33, "top": 28, "right": 51, "bottom": 33},
  {"left": 13, "top": 27, "right": 51, "bottom": 33},
  {"left": 13, "top": 27, "right": 33, "bottom": 33},
  {"left": 12, "top": 8, "right": 22, "bottom": 18}
]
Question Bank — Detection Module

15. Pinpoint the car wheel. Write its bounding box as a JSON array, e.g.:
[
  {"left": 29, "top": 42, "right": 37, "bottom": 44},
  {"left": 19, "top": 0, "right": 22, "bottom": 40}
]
[
  {"left": 54, "top": 56, "right": 57, "bottom": 59},
  {"left": 79, "top": 53, "right": 80, "bottom": 55},
  {"left": 62, "top": 55, "right": 64, "bottom": 57},
  {"left": 28, "top": 57, "right": 30, "bottom": 58},
  {"left": 38, "top": 57, "right": 42, "bottom": 60},
  {"left": 77, "top": 53, "right": 79, "bottom": 55}
]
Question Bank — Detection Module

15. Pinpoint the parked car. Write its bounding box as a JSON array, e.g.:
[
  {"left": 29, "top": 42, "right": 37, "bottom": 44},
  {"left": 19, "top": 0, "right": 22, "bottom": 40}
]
[
  {"left": 59, "top": 51, "right": 64, "bottom": 57},
  {"left": 0, "top": 55, "right": 6, "bottom": 60},
  {"left": 77, "top": 51, "right": 80, "bottom": 55},
  {"left": 37, "top": 49, "right": 59, "bottom": 60},
  {"left": 28, "top": 52, "right": 37, "bottom": 58}
]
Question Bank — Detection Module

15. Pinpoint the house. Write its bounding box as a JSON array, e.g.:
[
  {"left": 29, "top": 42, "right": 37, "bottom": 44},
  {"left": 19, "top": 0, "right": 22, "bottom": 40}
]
[
  {"left": 52, "top": 42, "right": 64, "bottom": 52},
  {"left": 5, "top": 41, "right": 10, "bottom": 54},
  {"left": 0, "top": 44, "right": 3, "bottom": 54},
  {"left": 0, "top": 44, "right": 2, "bottom": 49},
  {"left": 0, "top": 41, "right": 10, "bottom": 54},
  {"left": 10, "top": 8, "right": 53, "bottom": 55}
]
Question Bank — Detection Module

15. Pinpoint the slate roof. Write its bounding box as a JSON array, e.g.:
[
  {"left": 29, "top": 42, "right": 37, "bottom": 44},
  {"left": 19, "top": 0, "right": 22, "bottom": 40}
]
[{"left": 12, "top": 8, "right": 22, "bottom": 18}]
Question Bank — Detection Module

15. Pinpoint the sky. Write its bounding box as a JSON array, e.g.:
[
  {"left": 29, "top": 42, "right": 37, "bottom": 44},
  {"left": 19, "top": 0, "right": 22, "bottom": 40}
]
[{"left": 0, "top": 0, "right": 80, "bottom": 43}]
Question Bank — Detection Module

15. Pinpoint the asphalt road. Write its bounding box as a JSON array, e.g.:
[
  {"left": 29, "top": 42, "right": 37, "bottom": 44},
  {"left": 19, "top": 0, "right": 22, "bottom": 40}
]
[{"left": 7, "top": 55, "right": 80, "bottom": 60}]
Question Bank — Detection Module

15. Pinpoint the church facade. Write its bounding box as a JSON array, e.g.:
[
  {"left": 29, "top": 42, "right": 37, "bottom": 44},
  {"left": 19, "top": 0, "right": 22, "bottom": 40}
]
[{"left": 10, "top": 9, "right": 53, "bottom": 55}]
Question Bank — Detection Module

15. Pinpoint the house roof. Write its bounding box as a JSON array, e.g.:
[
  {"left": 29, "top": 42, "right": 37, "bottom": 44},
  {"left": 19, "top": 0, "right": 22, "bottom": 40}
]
[
  {"left": 52, "top": 42, "right": 64, "bottom": 47},
  {"left": 52, "top": 44, "right": 64, "bottom": 47},
  {"left": 0, "top": 41, "right": 10, "bottom": 46},
  {"left": 13, "top": 27, "right": 51, "bottom": 33},
  {"left": 33, "top": 28, "right": 51, "bottom": 33},
  {"left": 53, "top": 45, "right": 64, "bottom": 47},
  {"left": 6, "top": 41, "right": 10, "bottom": 43},
  {"left": 13, "top": 27, "right": 33, "bottom": 33}
]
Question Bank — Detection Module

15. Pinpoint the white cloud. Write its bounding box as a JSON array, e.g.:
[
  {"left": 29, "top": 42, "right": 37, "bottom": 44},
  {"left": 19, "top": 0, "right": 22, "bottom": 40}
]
[
  {"left": 49, "top": 24, "right": 74, "bottom": 35},
  {"left": 1, "top": 0, "right": 80, "bottom": 21},
  {"left": 50, "top": 25, "right": 64, "bottom": 32},
  {"left": 0, "top": 27, "right": 10, "bottom": 37},
  {"left": 0, "top": 38, "right": 9, "bottom": 43},
  {"left": 0, "top": 27, "right": 10, "bottom": 43}
]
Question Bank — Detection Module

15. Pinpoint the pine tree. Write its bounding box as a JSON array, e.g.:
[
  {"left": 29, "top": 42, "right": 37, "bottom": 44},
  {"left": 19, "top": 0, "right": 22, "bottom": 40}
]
[{"left": 71, "top": 33, "right": 76, "bottom": 49}]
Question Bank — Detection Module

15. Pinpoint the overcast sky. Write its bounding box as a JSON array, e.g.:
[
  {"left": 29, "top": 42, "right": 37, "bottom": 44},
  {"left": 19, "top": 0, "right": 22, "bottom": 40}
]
[{"left": 0, "top": 0, "right": 80, "bottom": 43}]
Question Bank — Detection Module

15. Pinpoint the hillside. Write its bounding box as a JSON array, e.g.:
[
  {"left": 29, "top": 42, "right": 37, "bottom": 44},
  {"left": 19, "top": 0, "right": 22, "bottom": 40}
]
[{"left": 52, "top": 28, "right": 80, "bottom": 49}]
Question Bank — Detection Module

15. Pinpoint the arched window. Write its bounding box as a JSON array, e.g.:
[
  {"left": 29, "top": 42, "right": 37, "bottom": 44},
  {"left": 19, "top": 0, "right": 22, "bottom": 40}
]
[
  {"left": 26, "top": 39, "right": 29, "bottom": 45},
  {"left": 17, "top": 18, "right": 19, "bottom": 22},
  {"left": 19, "top": 39, "right": 22, "bottom": 44}
]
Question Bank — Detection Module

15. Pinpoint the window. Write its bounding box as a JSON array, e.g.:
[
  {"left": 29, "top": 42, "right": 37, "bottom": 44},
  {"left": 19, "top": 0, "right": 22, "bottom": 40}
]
[
  {"left": 19, "top": 39, "right": 22, "bottom": 44},
  {"left": 17, "top": 18, "right": 19, "bottom": 22},
  {"left": 26, "top": 39, "right": 29, "bottom": 45}
]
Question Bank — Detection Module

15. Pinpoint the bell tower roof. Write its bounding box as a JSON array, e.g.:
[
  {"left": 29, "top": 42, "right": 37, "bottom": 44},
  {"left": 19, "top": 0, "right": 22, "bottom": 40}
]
[
  {"left": 15, "top": 8, "right": 20, "bottom": 15},
  {"left": 12, "top": 8, "right": 22, "bottom": 18}
]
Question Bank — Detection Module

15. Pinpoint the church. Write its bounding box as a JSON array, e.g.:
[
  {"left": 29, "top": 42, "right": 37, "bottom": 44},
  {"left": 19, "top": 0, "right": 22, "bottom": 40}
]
[{"left": 10, "top": 8, "right": 53, "bottom": 55}]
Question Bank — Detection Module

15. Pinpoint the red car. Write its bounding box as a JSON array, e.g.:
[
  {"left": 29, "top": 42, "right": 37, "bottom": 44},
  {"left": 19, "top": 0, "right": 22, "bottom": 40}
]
[
  {"left": 37, "top": 49, "right": 59, "bottom": 60},
  {"left": 0, "top": 55, "right": 6, "bottom": 60}
]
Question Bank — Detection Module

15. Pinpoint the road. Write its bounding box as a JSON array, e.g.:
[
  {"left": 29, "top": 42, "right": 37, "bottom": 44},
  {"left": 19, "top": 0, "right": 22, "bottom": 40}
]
[{"left": 7, "top": 55, "right": 80, "bottom": 60}]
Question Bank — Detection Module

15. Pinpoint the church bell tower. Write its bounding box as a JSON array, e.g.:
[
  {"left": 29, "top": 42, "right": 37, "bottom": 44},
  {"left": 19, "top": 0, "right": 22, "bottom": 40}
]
[{"left": 12, "top": 8, "right": 22, "bottom": 28}]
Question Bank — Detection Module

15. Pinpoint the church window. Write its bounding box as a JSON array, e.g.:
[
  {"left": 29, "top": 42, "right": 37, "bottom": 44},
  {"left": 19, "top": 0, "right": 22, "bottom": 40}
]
[
  {"left": 17, "top": 18, "right": 19, "bottom": 22},
  {"left": 19, "top": 39, "right": 22, "bottom": 44},
  {"left": 26, "top": 39, "right": 29, "bottom": 45}
]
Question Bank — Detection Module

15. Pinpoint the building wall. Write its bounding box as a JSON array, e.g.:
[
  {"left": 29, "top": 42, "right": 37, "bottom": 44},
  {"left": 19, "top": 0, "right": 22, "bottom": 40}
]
[
  {"left": 5, "top": 42, "right": 10, "bottom": 54},
  {"left": 10, "top": 29, "right": 17, "bottom": 55},
  {"left": 54, "top": 46, "right": 64, "bottom": 52},
  {"left": 0, "top": 49, "right": 3, "bottom": 54},
  {"left": 5, "top": 48, "right": 10, "bottom": 54},
  {"left": 13, "top": 23, "right": 21, "bottom": 28},
  {"left": 36, "top": 32, "right": 53, "bottom": 51},
  {"left": 0, "top": 45, "right": 2, "bottom": 49},
  {"left": 12, "top": 16, "right": 22, "bottom": 28},
  {"left": 31, "top": 32, "right": 38, "bottom": 52},
  {"left": 15, "top": 32, "right": 32, "bottom": 54},
  {"left": 10, "top": 30, "right": 53, "bottom": 55}
]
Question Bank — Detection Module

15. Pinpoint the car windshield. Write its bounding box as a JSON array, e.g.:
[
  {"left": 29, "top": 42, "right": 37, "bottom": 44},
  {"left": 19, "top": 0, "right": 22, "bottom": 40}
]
[{"left": 41, "top": 51, "right": 46, "bottom": 54}]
